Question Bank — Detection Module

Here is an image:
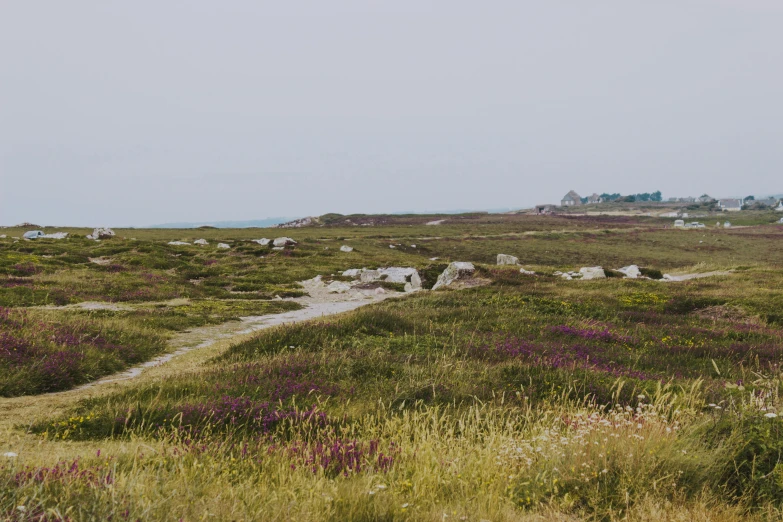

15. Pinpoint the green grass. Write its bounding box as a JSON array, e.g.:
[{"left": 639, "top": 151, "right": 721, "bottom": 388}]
[{"left": 3, "top": 214, "right": 783, "bottom": 520}]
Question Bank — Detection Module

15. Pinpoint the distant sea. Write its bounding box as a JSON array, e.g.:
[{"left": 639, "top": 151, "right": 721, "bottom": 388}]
[{"left": 149, "top": 218, "right": 298, "bottom": 229}]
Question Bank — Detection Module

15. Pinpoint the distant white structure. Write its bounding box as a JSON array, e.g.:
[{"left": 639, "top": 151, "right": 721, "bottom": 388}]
[
  {"left": 674, "top": 220, "right": 685, "bottom": 227},
  {"left": 561, "top": 190, "right": 582, "bottom": 206}
]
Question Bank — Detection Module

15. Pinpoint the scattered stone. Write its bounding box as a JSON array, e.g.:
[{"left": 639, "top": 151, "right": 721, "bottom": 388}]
[
  {"left": 168, "top": 241, "right": 190, "bottom": 246},
  {"left": 272, "top": 247, "right": 284, "bottom": 251},
  {"left": 410, "top": 244, "right": 416, "bottom": 248},
  {"left": 342, "top": 268, "right": 365, "bottom": 277},
  {"left": 579, "top": 267, "right": 606, "bottom": 280},
  {"left": 426, "top": 219, "right": 446, "bottom": 226},
  {"left": 0, "top": 235, "right": 6, "bottom": 239},
  {"left": 374, "top": 287, "right": 386, "bottom": 295},
  {"left": 92, "top": 227, "right": 115, "bottom": 239},
  {"left": 327, "top": 281, "right": 352, "bottom": 294},
  {"left": 3, "top": 452, "right": 18, "bottom": 458},
  {"left": 217, "top": 243, "right": 231, "bottom": 249},
  {"left": 430, "top": 257, "right": 439, "bottom": 261},
  {"left": 497, "top": 254, "right": 519, "bottom": 265},
  {"left": 273, "top": 237, "right": 297, "bottom": 247},
  {"left": 340, "top": 245, "right": 354, "bottom": 253},
  {"left": 89, "top": 257, "right": 113, "bottom": 265},
  {"left": 194, "top": 239, "right": 209, "bottom": 245},
  {"left": 254, "top": 238, "right": 271, "bottom": 246},
  {"left": 41, "top": 232, "right": 68, "bottom": 239},
  {"left": 724, "top": 221, "right": 731, "bottom": 228},
  {"left": 617, "top": 265, "right": 641, "bottom": 279},
  {"left": 432, "top": 262, "right": 475, "bottom": 290},
  {"left": 519, "top": 268, "right": 535, "bottom": 275},
  {"left": 389, "top": 245, "right": 396, "bottom": 249}
]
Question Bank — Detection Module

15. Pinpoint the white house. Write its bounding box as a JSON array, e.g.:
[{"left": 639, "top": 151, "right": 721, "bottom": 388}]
[
  {"left": 718, "top": 198, "right": 743, "bottom": 212},
  {"left": 561, "top": 190, "right": 583, "bottom": 207}
]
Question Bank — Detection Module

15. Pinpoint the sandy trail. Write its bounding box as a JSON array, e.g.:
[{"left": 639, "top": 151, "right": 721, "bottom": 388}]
[
  {"left": 662, "top": 270, "right": 733, "bottom": 282},
  {"left": 0, "top": 282, "right": 400, "bottom": 430}
]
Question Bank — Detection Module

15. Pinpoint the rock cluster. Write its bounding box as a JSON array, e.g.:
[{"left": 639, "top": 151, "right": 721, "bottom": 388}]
[
  {"left": 340, "top": 245, "right": 354, "bottom": 253},
  {"left": 432, "top": 262, "right": 476, "bottom": 290},
  {"left": 554, "top": 267, "right": 606, "bottom": 280},
  {"left": 87, "top": 227, "right": 115, "bottom": 240}
]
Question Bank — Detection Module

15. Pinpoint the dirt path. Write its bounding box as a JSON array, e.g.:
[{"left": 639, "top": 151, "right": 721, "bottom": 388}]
[
  {"left": 662, "top": 270, "right": 733, "bottom": 282},
  {"left": 0, "top": 282, "right": 401, "bottom": 430}
]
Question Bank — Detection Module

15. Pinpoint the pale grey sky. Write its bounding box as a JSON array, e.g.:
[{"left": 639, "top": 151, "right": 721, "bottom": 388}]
[{"left": 1, "top": 1, "right": 781, "bottom": 226}]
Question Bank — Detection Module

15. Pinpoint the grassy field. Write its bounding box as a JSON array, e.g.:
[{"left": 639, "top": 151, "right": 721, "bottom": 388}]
[{"left": 2, "top": 213, "right": 783, "bottom": 520}]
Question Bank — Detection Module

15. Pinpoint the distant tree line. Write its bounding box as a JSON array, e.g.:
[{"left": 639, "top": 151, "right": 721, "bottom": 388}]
[{"left": 597, "top": 191, "right": 662, "bottom": 203}]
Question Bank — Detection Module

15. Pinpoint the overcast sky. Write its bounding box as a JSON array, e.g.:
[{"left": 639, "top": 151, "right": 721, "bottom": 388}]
[{"left": 1, "top": 1, "right": 782, "bottom": 226}]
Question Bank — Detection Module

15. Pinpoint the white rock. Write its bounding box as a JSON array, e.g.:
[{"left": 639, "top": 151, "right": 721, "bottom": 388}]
[
  {"left": 579, "top": 267, "right": 606, "bottom": 280},
  {"left": 374, "top": 287, "right": 386, "bottom": 295},
  {"left": 194, "top": 239, "right": 209, "bottom": 245},
  {"left": 520, "top": 268, "right": 535, "bottom": 275},
  {"left": 342, "top": 268, "right": 365, "bottom": 278},
  {"left": 340, "top": 245, "right": 354, "bottom": 253},
  {"left": 327, "top": 281, "right": 352, "bottom": 294},
  {"left": 217, "top": 243, "right": 230, "bottom": 249},
  {"left": 22, "top": 230, "right": 44, "bottom": 240},
  {"left": 562, "top": 274, "right": 573, "bottom": 280},
  {"left": 273, "top": 237, "right": 297, "bottom": 247},
  {"left": 432, "top": 262, "right": 475, "bottom": 290},
  {"left": 360, "top": 270, "right": 381, "bottom": 283},
  {"left": 360, "top": 267, "right": 419, "bottom": 284},
  {"left": 254, "top": 238, "right": 271, "bottom": 246},
  {"left": 41, "top": 232, "right": 68, "bottom": 239},
  {"left": 497, "top": 254, "right": 519, "bottom": 265},
  {"left": 410, "top": 270, "right": 422, "bottom": 289},
  {"left": 301, "top": 275, "right": 325, "bottom": 288},
  {"left": 3, "top": 452, "right": 18, "bottom": 458},
  {"left": 553, "top": 271, "right": 563, "bottom": 276},
  {"left": 168, "top": 241, "right": 190, "bottom": 246},
  {"left": 272, "top": 247, "right": 284, "bottom": 251},
  {"left": 618, "top": 265, "right": 641, "bottom": 279},
  {"left": 426, "top": 219, "right": 446, "bottom": 226},
  {"left": 92, "top": 227, "right": 115, "bottom": 239},
  {"left": 389, "top": 245, "right": 396, "bottom": 249},
  {"left": 430, "top": 257, "right": 439, "bottom": 261},
  {"left": 410, "top": 244, "right": 416, "bottom": 248},
  {"left": 0, "top": 235, "right": 6, "bottom": 239}
]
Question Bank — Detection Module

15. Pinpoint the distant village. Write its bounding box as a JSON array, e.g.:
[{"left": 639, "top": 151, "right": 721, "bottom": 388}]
[{"left": 534, "top": 191, "right": 783, "bottom": 215}]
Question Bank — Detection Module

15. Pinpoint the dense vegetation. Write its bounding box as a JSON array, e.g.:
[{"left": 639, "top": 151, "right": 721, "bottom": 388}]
[{"left": 1, "top": 213, "right": 783, "bottom": 520}]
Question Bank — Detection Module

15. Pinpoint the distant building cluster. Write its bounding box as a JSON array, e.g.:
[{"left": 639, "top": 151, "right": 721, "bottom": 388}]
[{"left": 533, "top": 191, "right": 783, "bottom": 215}]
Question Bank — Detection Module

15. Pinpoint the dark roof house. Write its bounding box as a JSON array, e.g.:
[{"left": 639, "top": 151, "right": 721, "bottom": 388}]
[{"left": 718, "top": 198, "right": 742, "bottom": 211}]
